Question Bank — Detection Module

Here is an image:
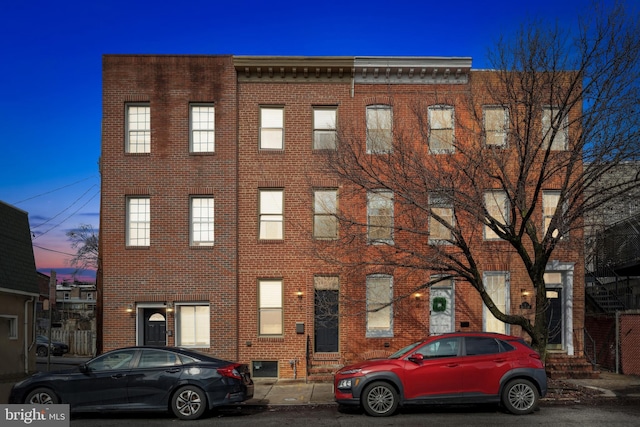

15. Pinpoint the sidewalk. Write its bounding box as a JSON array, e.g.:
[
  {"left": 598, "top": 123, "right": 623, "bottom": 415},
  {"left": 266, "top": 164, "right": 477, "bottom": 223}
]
[{"left": 245, "top": 372, "right": 640, "bottom": 407}]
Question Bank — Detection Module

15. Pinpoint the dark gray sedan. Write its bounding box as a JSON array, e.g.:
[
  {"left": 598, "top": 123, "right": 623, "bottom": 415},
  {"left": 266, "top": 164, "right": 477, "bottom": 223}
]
[{"left": 10, "top": 346, "right": 254, "bottom": 420}]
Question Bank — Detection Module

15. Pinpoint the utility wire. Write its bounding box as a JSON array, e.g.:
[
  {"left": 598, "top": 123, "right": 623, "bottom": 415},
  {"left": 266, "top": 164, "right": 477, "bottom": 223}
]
[
  {"left": 33, "top": 189, "right": 100, "bottom": 240},
  {"left": 12, "top": 175, "right": 98, "bottom": 205},
  {"left": 32, "top": 184, "right": 98, "bottom": 230}
]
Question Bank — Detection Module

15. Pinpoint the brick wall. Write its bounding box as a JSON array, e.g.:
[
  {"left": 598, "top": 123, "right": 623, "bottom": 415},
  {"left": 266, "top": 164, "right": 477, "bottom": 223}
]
[{"left": 620, "top": 313, "right": 640, "bottom": 375}]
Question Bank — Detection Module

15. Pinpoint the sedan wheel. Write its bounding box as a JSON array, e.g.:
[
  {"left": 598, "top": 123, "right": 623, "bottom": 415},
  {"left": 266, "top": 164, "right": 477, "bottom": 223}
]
[
  {"left": 36, "top": 346, "right": 48, "bottom": 357},
  {"left": 171, "top": 385, "right": 207, "bottom": 420},
  {"left": 502, "top": 379, "right": 539, "bottom": 415},
  {"left": 26, "top": 388, "right": 59, "bottom": 405},
  {"left": 361, "top": 381, "right": 399, "bottom": 417}
]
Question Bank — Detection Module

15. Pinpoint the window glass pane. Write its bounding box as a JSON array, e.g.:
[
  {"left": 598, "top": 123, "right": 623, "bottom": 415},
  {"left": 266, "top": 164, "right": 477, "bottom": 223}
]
[
  {"left": 259, "top": 280, "right": 283, "bottom": 335},
  {"left": 127, "top": 105, "right": 150, "bottom": 153},
  {"left": 191, "top": 197, "right": 214, "bottom": 246},
  {"left": 542, "top": 106, "right": 567, "bottom": 150},
  {"left": 314, "top": 109, "right": 336, "bottom": 129},
  {"left": 484, "top": 107, "right": 508, "bottom": 146},
  {"left": 368, "top": 191, "right": 393, "bottom": 242},
  {"left": 260, "top": 191, "right": 283, "bottom": 214},
  {"left": 366, "top": 106, "right": 392, "bottom": 153},
  {"left": 261, "top": 108, "right": 283, "bottom": 127},
  {"left": 261, "top": 129, "right": 284, "bottom": 149},
  {"left": 484, "top": 191, "right": 508, "bottom": 240},
  {"left": 178, "top": 305, "right": 210, "bottom": 347},
  {"left": 465, "top": 337, "right": 500, "bottom": 356},
  {"left": 484, "top": 273, "right": 508, "bottom": 334},
  {"left": 191, "top": 105, "right": 215, "bottom": 152},
  {"left": 367, "top": 276, "right": 392, "bottom": 335},
  {"left": 429, "top": 107, "right": 454, "bottom": 152},
  {"left": 127, "top": 198, "right": 150, "bottom": 246}
]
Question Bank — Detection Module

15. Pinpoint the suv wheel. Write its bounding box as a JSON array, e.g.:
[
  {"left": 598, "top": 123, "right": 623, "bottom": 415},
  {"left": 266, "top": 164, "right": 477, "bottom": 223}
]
[
  {"left": 361, "top": 381, "right": 399, "bottom": 417},
  {"left": 502, "top": 378, "right": 539, "bottom": 415}
]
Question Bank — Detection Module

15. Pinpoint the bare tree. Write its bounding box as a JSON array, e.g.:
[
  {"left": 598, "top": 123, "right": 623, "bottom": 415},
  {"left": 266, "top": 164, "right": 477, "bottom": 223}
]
[
  {"left": 66, "top": 224, "right": 99, "bottom": 274},
  {"left": 316, "top": 3, "right": 640, "bottom": 356}
]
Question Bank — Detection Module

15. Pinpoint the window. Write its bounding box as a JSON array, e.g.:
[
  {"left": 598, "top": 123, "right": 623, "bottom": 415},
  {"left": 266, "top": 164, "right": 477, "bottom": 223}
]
[
  {"left": 314, "top": 190, "right": 338, "bottom": 239},
  {"left": 259, "top": 279, "right": 283, "bottom": 335},
  {"left": 1, "top": 315, "right": 18, "bottom": 339},
  {"left": 259, "top": 190, "right": 283, "bottom": 240},
  {"left": 127, "top": 197, "right": 150, "bottom": 246},
  {"left": 138, "top": 349, "right": 180, "bottom": 368},
  {"left": 126, "top": 104, "right": 150, "bottom": 153},
  {"left": 366, "top": 275, "right": 393, "bottom": 337},
  {"left": 260, "top": 107, "right": 284, "bottom": 149},
  {"left": 484, "top": 190, "right": 509, "bottom": 240},
  {"left": 429, "top": 193, "right": 454, "bottom": 244},
  {"left": 429, "top": 106, "right": 454, "bottom": 152},
  {"left": 313, "top": 108, "right": 337, "bottom": 149},
  {"left": 87, "top": 349, "right": 136, "bottom": 371},
  {"left": 543, "top": 191, "right": 565, "bottom": 239},
  {"left": 483, "top": 272, "right": 510, "bottom": 334},
  {"left": 465, "top": 337, "right": 501, "bottom": 356},
  {"left": 366, "top": 105, "right": 392, "bottom": 153},
  {"left": 190, "top": 104, "right": 215, "bottom": 152},
  {"left": 191, "top": 197, "right": 214, "bottom": 246},
  {"left": 416, "top": 337, "right": 460, "bottom": 358},
  {"left": 368, "top": 190, "right": 393, "bottom": 244},
  {"left": 484, "top": 106, "right": 508, "bottom": 147},
  {"left": 177, "top": 304, "right": 210, "bottom": 347},
  {"left": 542, "top": 106, "right": 568, "bottom": 150}
]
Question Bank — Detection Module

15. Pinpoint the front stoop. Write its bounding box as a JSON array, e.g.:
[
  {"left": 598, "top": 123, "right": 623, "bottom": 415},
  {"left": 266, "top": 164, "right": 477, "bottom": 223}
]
[
  {"left": 307, "top": 353, "right": 341, "bottom": 383},
  {"left": 546, "top": 355, "right": 601, "bottom": 379}
]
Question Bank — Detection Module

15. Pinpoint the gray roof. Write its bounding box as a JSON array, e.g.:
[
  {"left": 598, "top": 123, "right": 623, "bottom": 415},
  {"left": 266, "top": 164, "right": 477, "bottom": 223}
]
[{"left": 0, "top": 200, "right": 39, "bottom": 295}]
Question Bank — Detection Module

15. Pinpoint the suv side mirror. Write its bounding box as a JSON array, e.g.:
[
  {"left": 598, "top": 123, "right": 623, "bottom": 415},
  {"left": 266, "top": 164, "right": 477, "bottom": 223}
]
[
  {"left": 408, "top": 353, "right": 424, "bottom": 363},
  {"left": 79, "top": 363, "right": 90, "bottom": 373}
]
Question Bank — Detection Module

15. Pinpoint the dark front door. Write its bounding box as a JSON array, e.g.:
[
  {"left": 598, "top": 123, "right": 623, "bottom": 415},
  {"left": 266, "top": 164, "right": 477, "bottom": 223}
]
[
  {"left": 546, "top": 289, "right": 563, "bottom": 348},
  {"left": 314, "top": 289, "right": 338, "bottom": 352},
  {"left": 144, "top": 309, "right": 166, "bottom": 346}
]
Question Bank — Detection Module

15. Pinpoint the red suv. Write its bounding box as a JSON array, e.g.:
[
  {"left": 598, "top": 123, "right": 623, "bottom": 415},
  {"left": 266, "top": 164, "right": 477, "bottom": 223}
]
[{"left": 334, "top": 332, "right": 546, "bottom": 416}]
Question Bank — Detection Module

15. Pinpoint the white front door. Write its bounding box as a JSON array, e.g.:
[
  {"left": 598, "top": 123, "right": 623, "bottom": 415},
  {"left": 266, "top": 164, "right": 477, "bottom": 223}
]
[{"left": 430, "top": 285, "right": 454, "bottom": 335}]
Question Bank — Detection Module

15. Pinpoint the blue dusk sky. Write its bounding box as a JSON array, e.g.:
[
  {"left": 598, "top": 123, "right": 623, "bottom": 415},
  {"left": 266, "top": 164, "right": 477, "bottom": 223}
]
[{"left": 0, "top": 0, "right": 623, "bottom": 283}]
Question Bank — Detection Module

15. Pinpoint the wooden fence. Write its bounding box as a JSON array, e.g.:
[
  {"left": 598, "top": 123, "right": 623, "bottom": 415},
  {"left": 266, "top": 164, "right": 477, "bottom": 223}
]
[{"left": 43, "top": 329, "right": 97, "bottom": 357}]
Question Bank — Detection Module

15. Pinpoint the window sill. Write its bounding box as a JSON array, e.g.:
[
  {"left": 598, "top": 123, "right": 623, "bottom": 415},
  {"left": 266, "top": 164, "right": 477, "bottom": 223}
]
[
  {"left": 126, "top": 245, "right": 150, "bottom": 250},
  {"left": 258, "top": 239, "right": 284, "bottom": 244}
]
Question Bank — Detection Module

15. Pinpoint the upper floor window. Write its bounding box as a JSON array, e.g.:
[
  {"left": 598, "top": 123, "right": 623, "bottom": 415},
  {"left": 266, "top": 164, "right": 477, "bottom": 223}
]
[
  {"left": 366, "top": 105, "right": 392, "bottom": 153},
  {"left": 259, "top": 189, "right": 284, "bottom": 240},
  {"left": 368, "top": 190, "right": 393, "bottom": 244},
  {"left": 429, "top": 193, "right": 454, "bottom": 244},
  {"left": 313, "top": 108, "right": 337, "bottom": 150},
  {"left": 176, "top": 304, "right": 210, "bottom": 347},
  {"left": 484, "top": 190, "right": 509, "bottom": 240},
  {"left": 543, "top": 190, "right": 566, "bottom": 239},
  {"left": 126, "top": 104, "right": 150, "bottom": 153},
  {"left": 191, "top": 197, "right": 214, "bottom": 246},
  {"left": 190, "top": 104, "right": 215, "bottom": 153},
  {"left": 429, "top": 106, "right": 455, "bottom": 153},
  {"left": 259, "top": 279, "right": 283, "bottom": 336},
  {"left": 542, "top": 106, "right": 568, "bottom": 151},
  {"left": 366, "top": 274, "right": 393, "bottom": 337},
  {"left": 127, "top": 197, "right": 150, "bottom": 246},
  {"left": 314, "top": 190, "right": 338, "bottom": 239},
  {"left": 484, "top": 106, "right": 508, "bottom": 147},
  {"left": 260, "top": 107, "right": 284, "bottom": 150}
]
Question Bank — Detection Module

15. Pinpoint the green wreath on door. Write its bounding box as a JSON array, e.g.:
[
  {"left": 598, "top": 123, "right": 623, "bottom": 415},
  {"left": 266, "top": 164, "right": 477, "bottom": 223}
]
[{"left": 432, "top": 297, "right": 447, "bottom": 312}]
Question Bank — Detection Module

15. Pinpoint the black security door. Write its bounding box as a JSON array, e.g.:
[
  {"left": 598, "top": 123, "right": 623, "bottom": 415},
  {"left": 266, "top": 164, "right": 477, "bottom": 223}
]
[
  {"left": 143, "top": 308, "right": 167, "bottom": 346},
  {"left": 546, "top": 289, "right": 563, "bottom": 348},
  {"left": 314, "top": 289, "right": 339, "bottom": 352}
]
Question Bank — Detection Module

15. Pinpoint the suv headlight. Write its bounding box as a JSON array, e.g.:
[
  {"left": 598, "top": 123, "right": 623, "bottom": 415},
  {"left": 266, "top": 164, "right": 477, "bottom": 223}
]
[{"left": 337, "top": 379, "right": 353, "bottom": 389}]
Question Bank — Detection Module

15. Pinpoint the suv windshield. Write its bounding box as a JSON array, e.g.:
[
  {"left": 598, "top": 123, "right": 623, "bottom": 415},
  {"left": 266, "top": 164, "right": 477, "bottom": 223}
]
[{"left": 388, "top": 341, "right": 423, "bottom": 359}]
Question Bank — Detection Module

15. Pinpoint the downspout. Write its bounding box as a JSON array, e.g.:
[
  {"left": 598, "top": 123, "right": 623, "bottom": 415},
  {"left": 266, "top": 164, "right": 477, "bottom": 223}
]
[{"left": 24, "top": 297, "right": 34, "bottom": 374}]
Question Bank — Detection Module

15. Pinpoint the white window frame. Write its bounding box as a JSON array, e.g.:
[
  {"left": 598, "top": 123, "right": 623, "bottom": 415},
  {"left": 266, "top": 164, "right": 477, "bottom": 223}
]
[
  {"left": 176, "top": 303, "right": 210, "bottom": 348},
  {"left": 484, "top": 190, "right": 509, "bottom": 240},
  {"left": 429, "top": 193, "right": 454, "bottom": 244},
  {"left": 367, "top": 190, "right": 394, "bottom": 244},
  {"left": 259, "top": 189, "right": 284, "bottom": 240},
  {"left": 543, "top": 190, "right": 567, "bottom": 239},
  {"left": 190, "top": 104, "right": 215, "bottom": 153},
  {"left": 313, "top": 107, "right": 337, "bottom": 150},
  {"left": 366, "top": 275, "right": 393, "bottom": 337},
  {"left": 259, "top": 279, "right": 283, "bottom": 336},
  {"left": 127, "top": 197, "right": 150, "bottom": 246},
  {"left": 429, "top": 105, "right": 455, "bottom": 153},
  {"left": 542, "top": 106, "right": 568, "bottom": 151},
  {"left": 126, "top": 104, "right": 150, "bottom": 153},
  {"left": 260, "top": 107, "right": 284, "bottom": 150},
  {"left": 366, "top": 105, "right": 392, "bottom": 153},
  {"left": 484, "top": 106, "right": 508, "bottom": 147},
  {"left": 314, "top": 189, "right": 338, "bottom": 239},
  {"left": 483, "top": 272, "right": 510, "bottom": 334},
  {"left": 190, "top": 197, "right": 214, "bottom": 246},
  {"left": 1, "top": 315, "right": 18, "bottom": 339}
]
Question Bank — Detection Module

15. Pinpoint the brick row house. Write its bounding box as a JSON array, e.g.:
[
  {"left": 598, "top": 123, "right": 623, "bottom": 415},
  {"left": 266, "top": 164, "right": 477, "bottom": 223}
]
[{"left": 100, "top": 55, "right": 585, "bottom": 379}]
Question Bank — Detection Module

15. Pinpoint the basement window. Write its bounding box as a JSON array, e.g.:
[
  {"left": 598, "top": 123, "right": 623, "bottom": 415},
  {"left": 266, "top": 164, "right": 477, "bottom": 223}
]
[{"left": 252, "top": 361, "right": 278, "bottom": 378}]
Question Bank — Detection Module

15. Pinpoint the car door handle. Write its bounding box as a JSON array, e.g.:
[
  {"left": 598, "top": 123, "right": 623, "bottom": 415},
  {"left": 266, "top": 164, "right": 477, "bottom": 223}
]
[
  {"left": 111, "top": 373, "right": 126, "bottom": 379},
  {"left": 493, "top": 358, "right": 506, "bottom": 363},
  {"left": 445, "top": 363, "right": 459, "bottom": 368},
  {"left": 165, "top": 368, "right": 181, "bottom": 374}
]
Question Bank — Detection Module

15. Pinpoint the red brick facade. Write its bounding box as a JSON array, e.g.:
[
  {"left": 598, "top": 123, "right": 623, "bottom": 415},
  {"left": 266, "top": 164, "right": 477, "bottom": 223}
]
[{"left": 100, "top": 55, "right": 585, "bottom": 379}]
